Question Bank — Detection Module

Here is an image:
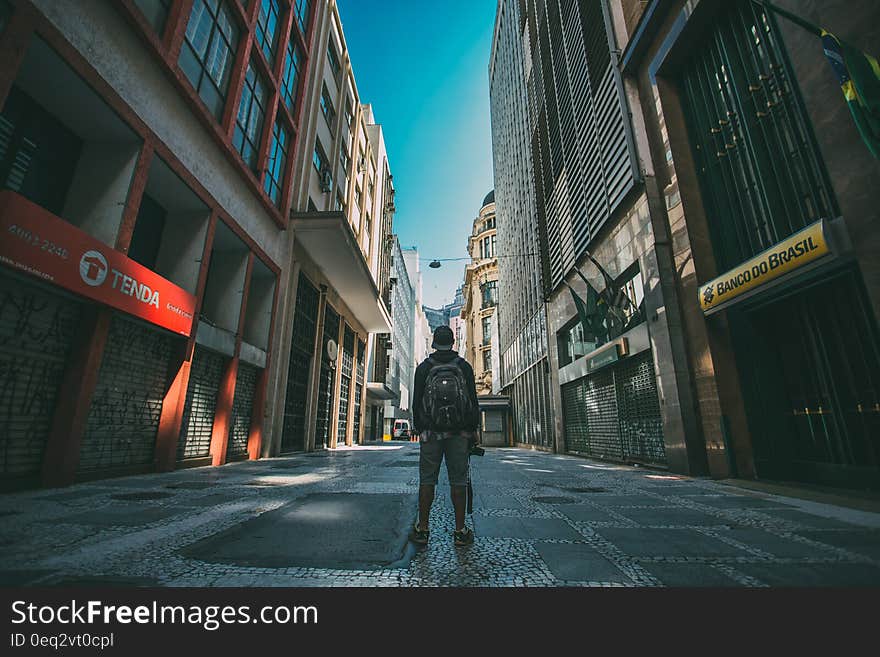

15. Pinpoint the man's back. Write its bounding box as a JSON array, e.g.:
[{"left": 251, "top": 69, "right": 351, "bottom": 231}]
[{"left": 412, "top": 349, "right": 480, "bottom": 433}]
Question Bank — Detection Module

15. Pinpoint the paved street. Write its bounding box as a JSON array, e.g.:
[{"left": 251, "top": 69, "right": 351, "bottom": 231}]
[{"left": 2, "top": 444, "right": 880, "bottom": 587}]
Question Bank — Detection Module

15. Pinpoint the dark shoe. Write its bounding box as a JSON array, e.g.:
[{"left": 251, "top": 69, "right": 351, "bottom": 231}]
[
  {"left": 453, "top": 527, "right": 474, "bottom": 547},
  {"left": 409, "top": 522, "right": 429, "bottom": 545}
]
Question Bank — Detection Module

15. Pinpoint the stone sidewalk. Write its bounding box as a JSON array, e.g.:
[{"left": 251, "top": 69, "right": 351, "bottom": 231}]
[{"left": 1, "top": 443, "right": 879, "bottom": 587}]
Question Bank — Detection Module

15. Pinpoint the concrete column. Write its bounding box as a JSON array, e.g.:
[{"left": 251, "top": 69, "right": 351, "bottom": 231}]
[
  {"left": 266, "top": 258, "right": 301, "bottom": 457},
  {"left": 41, "top": 308, "right": 111, "bottom": 487}
]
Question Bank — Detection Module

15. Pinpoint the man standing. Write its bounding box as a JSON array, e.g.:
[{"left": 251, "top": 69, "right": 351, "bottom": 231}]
[{"left": 409, "top": 325, "right": 480, "bottom": 547}]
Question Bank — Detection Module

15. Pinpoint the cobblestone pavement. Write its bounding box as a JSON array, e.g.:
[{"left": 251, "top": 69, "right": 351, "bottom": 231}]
[{"left": 2, "top": 443, "right": 880, "bottom": 587}]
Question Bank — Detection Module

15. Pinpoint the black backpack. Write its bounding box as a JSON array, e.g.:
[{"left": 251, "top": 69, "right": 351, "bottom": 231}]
[{"left": 422, "top": 356, "right": 472, "bottom": 431}]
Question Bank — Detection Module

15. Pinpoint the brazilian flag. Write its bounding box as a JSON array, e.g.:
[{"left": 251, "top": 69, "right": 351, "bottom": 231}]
[{"left": 821, "top": 30, "right": 880, "bottom": 159}]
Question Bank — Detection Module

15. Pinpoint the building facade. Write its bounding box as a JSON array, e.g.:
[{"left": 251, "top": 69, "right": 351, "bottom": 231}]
[
  {"left": 381, "top": 236, "right": 415, "bottom": 433},
  {"left": 0, "top": 0, "right": 392, "bottom": 490},
  {"left": 461, "top": 191, "right": 500, "bottom": 396},
  {"left": 489, "top": 0, "right": 556, "bottom": 450},
  {"left": 490, "top": 0, "right": 880, "bottom": 490},
  {"left": 618, "top": 0, "right": 880, "bottom": 489}
]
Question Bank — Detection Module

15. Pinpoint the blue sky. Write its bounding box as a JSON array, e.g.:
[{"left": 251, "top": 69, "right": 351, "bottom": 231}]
[{"left": 337, "top": 0, "right": 497, "bottom": 308}]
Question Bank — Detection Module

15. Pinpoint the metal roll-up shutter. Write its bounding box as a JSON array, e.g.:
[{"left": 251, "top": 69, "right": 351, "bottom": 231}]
[
  {"left": 581, "top": 366, "right": 620, "bottom": 461},
  {"left": 79, "top": 315, "right": 176, "bottom": 473},
  {"left": 352, "top": 338, "right": 365, "bottom": 443},
  {"left": 0, "top": 275, "right": 81, "bottom": 477},
  {"left": 281, "top": 273, "right": 319, "bottom": 453},
  {"left": 315, "top": 305, "right": 339, "bottom": 448},
  {"left": 177, "top": 346, "right": 225, "bottom": 461},
  {"left": 616, "top": 351, "right": 666, "bottom": 465},
  {"left": 562, "top": 379, "right": 589, "bottom": 454},
  {"left": 226, "top": 362, "right": 258, "bottom": 460},
  {"left": 337, "top": 326, "right": 354, "bottom": 444}
]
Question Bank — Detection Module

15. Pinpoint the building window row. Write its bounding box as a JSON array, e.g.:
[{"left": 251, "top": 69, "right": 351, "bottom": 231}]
[
  {"left": 173, "top": 0, "right": 317, "bottom": 210},
  {"left": 233, "top": 60, "right": 269, "bottom": 172},
  {"left": 179, "top": 0, "right": 240, "bottom": 120}
]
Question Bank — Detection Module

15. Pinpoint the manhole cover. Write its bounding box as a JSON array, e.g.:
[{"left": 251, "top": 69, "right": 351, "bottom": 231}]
[
  {"left": 563, "top": 487, "right": 607, "bottom": 493},
  {"left": 110, "top": 491, "right": 174, "bottom": 501},
  {"left": 165, "top": 481, "right": 214, "bottom": 490},
  {"left": 531, "top": 496, "right": 577, "bottom": 504}
]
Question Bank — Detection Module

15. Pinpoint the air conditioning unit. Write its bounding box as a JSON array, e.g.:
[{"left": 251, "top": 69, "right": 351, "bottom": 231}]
[{"left": 319, "top": 169, "right": 332, "bottom": 193}]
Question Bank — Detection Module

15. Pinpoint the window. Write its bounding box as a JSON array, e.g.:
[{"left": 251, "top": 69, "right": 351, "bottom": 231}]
[
  {"left": 263, "top": 120, "right": 288, "bottom": 206},
  {"left": 482, "top": 316, "right": 492, "bottom": 346},
  {"left": 179, "top": 0, "right": 240, "bottom": 120},
  {"left": 481, "top": 280, "right": 497, "bottom": 309},
  {"left": 354, "top": 185, "right": 362, "bottom": 209},
  {"left": 482, "top": 350, "right": 492, "bottom": 373},
  {"left": 0, "top": 86, "right": 83, "bottom": 217},
  {"left": 280, "top": 40, "right": 303, "bottom": 111},
  {"left": 480, "top": 235, "right": 495, "bottom": 259},
  {"left": 314, "top": 139, "right": 331, "bottom": 191},
  {"left": 320, "top": 84, "right": 336, "bottom": 128},
  {"left": 293, "top": 0, "right": 311, "bottom": 36},
  {"left": 335, "top": 190, "right": 345, "bottom": 212},
  {"left": 363, "top": 213, "right": 371, "bottom": 255},
  {"left": 134, "top": 0, "right": 172, "bottom": 34},
  {"left": 327, "top": 42, "right": 341, "bottom": 81},
  {"left": 313, "top": 139, "right": 328, "bottom": 172},
  {"left": 255, "top": 0, "right": 281, "bottom": 63},
  {"left": 233, "top": 60, "right": 268, "bottom": 171},
  {"left": 344, "top": 102, "right": 353, "bottom": 130}
]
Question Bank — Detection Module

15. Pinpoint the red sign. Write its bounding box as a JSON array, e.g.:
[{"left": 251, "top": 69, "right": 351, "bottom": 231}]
[{"left": 0, "top": 191, "right": 196, "bottom": 336}]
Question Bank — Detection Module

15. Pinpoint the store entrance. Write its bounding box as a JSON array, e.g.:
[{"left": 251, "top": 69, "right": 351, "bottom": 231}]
[{"left": 732, "top": 268, "right": 880, "bottom": 489}]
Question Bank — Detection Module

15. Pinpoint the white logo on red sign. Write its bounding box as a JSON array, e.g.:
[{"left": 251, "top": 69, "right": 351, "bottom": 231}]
[{"left": 79, "top": 250, "right": 108, "bottom": 287}]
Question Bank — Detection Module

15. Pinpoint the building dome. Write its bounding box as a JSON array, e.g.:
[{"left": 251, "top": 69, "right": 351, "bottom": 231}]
[{"left": 482, "top": 190, "right": 495, "bottom": 208}]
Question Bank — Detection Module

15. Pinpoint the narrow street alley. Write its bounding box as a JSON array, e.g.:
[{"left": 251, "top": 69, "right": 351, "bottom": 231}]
[{"left": 2, "top": 445, "right": 879, "bottom": 587}]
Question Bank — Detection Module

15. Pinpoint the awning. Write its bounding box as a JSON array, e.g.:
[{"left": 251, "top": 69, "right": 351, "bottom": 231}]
[
  {"left": 478, "top": 395, "right": 511, "bottom": 410},
  {"left": 292, "top": 211, "right": 391, "bottom": 333},
  {"left": 366, "top": 382, "right": 398, "bottom": 402}
]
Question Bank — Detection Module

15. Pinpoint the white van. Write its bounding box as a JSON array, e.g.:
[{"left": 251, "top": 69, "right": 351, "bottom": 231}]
[{"left": 392, "top": 419, "right": 411, "bottom": 439}]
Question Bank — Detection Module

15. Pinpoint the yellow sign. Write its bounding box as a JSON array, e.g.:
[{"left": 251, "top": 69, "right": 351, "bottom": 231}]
[{"left": 699, "top": 221, "right": 831, "bottom": 314}]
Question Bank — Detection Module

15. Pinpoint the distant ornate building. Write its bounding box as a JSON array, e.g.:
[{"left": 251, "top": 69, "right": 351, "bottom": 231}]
[{"left": 461, "top": 191, "right": 499, "bottom": 395}]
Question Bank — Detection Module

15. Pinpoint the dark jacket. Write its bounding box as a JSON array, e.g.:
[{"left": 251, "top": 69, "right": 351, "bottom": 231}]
[{"left": 411, "top": 349, "right": 480, "bottom": 433}]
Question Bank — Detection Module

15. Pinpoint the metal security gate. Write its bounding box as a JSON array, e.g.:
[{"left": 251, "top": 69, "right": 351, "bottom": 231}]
[
  {"left": 314, "top": 304, "right": 339, "bottom": 448},
  {"left": 281, "top": 273, "right": 319, "bottom": 453},
  {"left": 79, "top": 315, "right": 176, "bottom": 473},
  {"left": 226, "top": 362, "right": 258, "bottom": 460},
  {"left": 734, "top": 269, "right": 880, "bottom": 488},
  {"left": 177, "top": 346, "right": 225, "bottom": 461},
  {"left": 0, "top": 275, "right": 81, "bottom": 477},
  {"left": 336, "top": 326, "right": 354, "bottom": 446},
  {"left": 678, "top": 0, "right": 836, "bottom": 272},
  {"left": 352, "top": 338, "right": 365, "bottom": 444},
  {"left": 562, "top": 351, "right": 666, "bottom": 465}
]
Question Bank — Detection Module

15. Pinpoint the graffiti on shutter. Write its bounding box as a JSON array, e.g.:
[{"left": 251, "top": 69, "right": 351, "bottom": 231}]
[
  {"left": 79, "top": 315, "right": 175, "bottom": 472},
  {"left": 617, "top": 351, "right": 665, "bottom": 464},
  {"left": 0, "top": 275, "right": 81, "bottom": 477},
  {"left": 562, "top": 349, "right": 666, "bottom": 465},
  {"left": 177, "top": 346, "right": 225, "bottom": 461},
  {"left": 227, "top": 362, "right": 258, "bottom": 460}
]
